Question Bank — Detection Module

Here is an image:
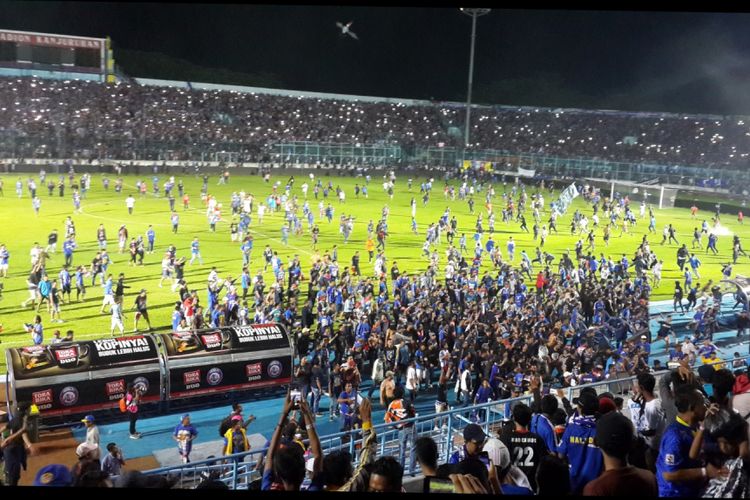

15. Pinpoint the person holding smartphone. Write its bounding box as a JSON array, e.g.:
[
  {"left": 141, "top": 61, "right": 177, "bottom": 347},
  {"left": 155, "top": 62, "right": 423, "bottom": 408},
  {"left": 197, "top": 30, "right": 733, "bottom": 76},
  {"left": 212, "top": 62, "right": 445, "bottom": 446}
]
[{"left": 262, "top": 391, "right": 322, "bottom": 491}]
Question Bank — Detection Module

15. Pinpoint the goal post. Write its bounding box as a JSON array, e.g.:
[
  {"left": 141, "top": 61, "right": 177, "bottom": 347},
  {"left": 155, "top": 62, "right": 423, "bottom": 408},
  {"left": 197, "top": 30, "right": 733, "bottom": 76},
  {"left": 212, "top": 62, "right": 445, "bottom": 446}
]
[{"left": 609, "top": 180, "right": 678, "bottom": 210}]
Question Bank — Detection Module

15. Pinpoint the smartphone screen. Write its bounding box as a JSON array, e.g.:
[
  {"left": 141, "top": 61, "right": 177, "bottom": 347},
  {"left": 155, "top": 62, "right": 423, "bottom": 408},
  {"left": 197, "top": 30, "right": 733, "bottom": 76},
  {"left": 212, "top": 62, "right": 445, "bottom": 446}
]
[
  {"left": 424, "top": 476, "right": 454, "bottom": 494},
  {"left": 290, "top": 389, "right": 302, "bottom": 406}
]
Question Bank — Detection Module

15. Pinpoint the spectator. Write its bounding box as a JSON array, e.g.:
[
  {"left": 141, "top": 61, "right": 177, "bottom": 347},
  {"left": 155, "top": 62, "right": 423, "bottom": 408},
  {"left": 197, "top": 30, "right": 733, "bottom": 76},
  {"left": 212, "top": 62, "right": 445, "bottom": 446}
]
[
  {"left": 72, "top": 442, "right": 101, "bottom": 484},
  {"left": 1, "top": 405, "right": 34, "bottom": 486},
  {"left": 80, "top": 414, "right": 100, "bottom": 461},
  {"left": 530, "top": 392, "right": 560, "bottom": 453},
  {"left": 626, "top": 372, "right": 666, "bottom": 471},
  {"left": 367, "top": 456, "right": 404, "bottom": 493},
  {"left": 173, "top": 414, "right": 198, "bottom": 464},
  {"left": 113, "top": 470, "right": 177, "bottom": 488},
  {"left": 442, "top": 423, "right": 487, "bottom": 469},
  {"left": 222, "top": 415, "right": 249, "bottom": 457},
  {"left": 583, "top": 412, "right": 658, "bottom": 496},
  {"left": 404, "top": 436, "right": 439, "bottom": 492},
  {"left": 384, "top": 385, "right": 417, "bottom": 474},
  {"left": 558, "top": 391, "right": 603, "bottom": 494},
  {"left": 319, "top": 450, "right": 354, "bottom": 491},
  {"left": 125, "top": 383, "right": 142, "bottom": 439},
  {"left": 262, "top": 393, "right": 322, "bottom": 491},
  {"left": 499, "top": 402, "right": 549, "bottom": 491},
  {"left": 536, "top": 454, "right": 572, "bottom": 496},
  {"left": 101, "top": 442, "right": 126, "bottom": 477},
  {"left": 657, "top": 385, "right": 727, "bottom": 497},
  {"left": 483, "top": 436, "right": 534, "bottom": 494},
  {"left": 701, "top": 409, "right": 750, "bottom": 497}
]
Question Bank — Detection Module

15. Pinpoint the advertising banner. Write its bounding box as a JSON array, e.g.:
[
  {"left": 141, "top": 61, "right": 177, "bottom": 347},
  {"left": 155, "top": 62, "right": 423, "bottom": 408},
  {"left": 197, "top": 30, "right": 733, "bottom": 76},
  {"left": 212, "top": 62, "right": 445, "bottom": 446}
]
[
  {"left": 14, "top": 371, "right": 161, "bottom": 417},
  {"left": 7, "top": 335, "right": 161, "bottom": 417},
  {"left": 167, "top": 356, "right": 292, "bottom": 399},
  {"left": 8, "top": 335, "right": 159, "bottom": 380},
  {"left": 161, "top": 325, "right": 292, "bottom": 399},
  {"left": 7, "top": 325, "right": 292, "bottom": 417},
  {"left": 160, "top": 324, "right": 289, "bottom": 357}
]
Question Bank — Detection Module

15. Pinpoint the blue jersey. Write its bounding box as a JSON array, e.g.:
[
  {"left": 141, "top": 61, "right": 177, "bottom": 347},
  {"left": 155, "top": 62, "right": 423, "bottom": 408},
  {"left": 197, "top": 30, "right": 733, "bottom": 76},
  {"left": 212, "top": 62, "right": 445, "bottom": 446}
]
[
  {"left": 191, "top": 241, "right": 200, "bottom": 254},
  {"left": 530, "top": 413, "right": 557, "bottom": 453},
  {"left": 558, "top": 415, "right": 603, "bottom": 493},
  {"left": 63, "top": 240, "right": 76, "bottom": 255},
  {"left": 147, "top": 229, "right": 155, "bottom": 242},
  {"left": 339, "top": 390, "right": 353, "bottom": 416},
  {"left": 59, "top": 269, "right": 71, "bottom": 286},
  {"left": 173, "top": 423, "right": 197, "bottom": 453},
  {"left": 172, "top": 310, "right": 182, "bottom": 330},
  {"left": 656, "top": 419, "right": 702, "bottom": 497}
]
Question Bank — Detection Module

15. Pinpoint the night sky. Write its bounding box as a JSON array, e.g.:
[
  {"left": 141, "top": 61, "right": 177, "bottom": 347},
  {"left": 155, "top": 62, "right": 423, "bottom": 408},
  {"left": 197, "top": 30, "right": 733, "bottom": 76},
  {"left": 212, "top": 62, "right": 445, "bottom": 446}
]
[{"left": 4, "top": 3, "right": 750, "bottom": 115}]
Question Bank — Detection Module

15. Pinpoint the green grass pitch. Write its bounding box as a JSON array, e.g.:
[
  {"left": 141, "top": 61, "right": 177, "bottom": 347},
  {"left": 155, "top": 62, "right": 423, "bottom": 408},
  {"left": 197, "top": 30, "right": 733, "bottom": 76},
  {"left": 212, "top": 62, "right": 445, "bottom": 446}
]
[{"left": 0, "top": 171, "right": 748, "bottom": 373}]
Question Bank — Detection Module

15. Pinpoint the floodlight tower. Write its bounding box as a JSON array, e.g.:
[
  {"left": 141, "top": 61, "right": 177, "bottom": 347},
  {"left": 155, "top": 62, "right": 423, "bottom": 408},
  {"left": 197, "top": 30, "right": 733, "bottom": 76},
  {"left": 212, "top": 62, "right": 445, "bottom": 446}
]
[{"left": 460, "top": 8, "right": 491, "bottom": 149}]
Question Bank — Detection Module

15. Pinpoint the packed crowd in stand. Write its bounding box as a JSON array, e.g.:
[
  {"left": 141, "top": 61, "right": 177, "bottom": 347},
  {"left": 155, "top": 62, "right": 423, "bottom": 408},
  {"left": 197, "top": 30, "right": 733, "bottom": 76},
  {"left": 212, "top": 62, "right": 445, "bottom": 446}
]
[
  {"left": 3, "top": 77, "right": 750, "bottom": 167},
  {"left": 2, "top": 161, "right": 750, "bottom": 493}
]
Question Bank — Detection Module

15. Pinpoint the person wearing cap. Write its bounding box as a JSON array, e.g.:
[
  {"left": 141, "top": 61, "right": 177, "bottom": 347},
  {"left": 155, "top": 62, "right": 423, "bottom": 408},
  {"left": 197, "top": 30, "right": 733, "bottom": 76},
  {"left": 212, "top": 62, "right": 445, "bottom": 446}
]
[
  {"left": 440, "top": 423, "right": 489, "bottom": 472},
  {"left": 80, "top": 414, "right": 100, "bottom": 460},
  {"left": 33, "top": 463, "right": 73, "bottom": 487},
  {"left": 173, "top": 414, "right": 198, "bottom": 464},
  {"left": 483, "top": 436, "right": 534, "bottom": 495},
  {"left": 557, "top": 391, "right": 604, "bottom": 494},
  {"left": 223, "top": 414, "right": 249, "bottom": 456},
  {"left": 71, "top": 441, "right": 101, "bottom": 482},
  {"left": 582, "top": 412, "right": 657, "bottom": 496}
]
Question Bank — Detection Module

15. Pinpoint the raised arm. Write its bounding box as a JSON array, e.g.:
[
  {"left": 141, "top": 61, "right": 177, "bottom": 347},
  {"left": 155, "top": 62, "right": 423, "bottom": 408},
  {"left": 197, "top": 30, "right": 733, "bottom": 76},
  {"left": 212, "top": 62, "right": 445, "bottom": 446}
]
[{"left": 298, "top": 399, "right": 322, "bottom": 475}]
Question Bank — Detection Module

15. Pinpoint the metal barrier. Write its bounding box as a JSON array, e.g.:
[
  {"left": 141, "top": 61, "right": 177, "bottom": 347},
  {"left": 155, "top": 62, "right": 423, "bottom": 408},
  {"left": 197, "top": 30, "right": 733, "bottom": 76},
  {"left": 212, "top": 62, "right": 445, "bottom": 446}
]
[{"left": 142, "top": 353, "right": 749, "bottom": 488}]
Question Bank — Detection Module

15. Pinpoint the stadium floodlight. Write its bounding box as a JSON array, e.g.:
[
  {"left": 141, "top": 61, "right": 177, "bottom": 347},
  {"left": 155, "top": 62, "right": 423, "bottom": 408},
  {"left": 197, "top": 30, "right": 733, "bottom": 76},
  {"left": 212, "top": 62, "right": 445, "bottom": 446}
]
[{"left": 460, "top": 8, "right": 491, "bottom": 149}]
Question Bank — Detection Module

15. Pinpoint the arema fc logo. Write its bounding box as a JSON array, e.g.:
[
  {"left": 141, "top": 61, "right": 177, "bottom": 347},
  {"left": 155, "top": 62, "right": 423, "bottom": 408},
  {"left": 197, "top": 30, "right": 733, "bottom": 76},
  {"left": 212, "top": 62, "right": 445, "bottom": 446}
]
[
  {"left": 207, "top": 367, "right": 224, "bottom": 386},
  {"left": 267, "top": 360, "right": 282, "bottom": 378},
  {"left": 60, "top": 386, "right": 79, "bottom": 406}
]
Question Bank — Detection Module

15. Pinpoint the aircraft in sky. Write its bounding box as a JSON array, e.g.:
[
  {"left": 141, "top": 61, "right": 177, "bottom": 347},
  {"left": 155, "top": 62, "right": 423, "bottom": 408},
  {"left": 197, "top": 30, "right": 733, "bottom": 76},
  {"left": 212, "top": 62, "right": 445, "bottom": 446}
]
[{"left": 336, "top": 21, "right": 359, "bottom": 40}]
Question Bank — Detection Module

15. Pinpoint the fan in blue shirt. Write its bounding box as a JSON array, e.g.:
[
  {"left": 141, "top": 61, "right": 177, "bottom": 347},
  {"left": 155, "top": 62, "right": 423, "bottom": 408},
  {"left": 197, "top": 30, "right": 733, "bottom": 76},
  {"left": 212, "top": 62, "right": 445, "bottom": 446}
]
[
  {"left": 656, "top": 386, "right": 714, "bottom": 497},
  {"left": 530, "top": 400, "right": 558, "bottom": 453},
  {"left": 557, "top": 392, "right": 603, "bottom": 493}
]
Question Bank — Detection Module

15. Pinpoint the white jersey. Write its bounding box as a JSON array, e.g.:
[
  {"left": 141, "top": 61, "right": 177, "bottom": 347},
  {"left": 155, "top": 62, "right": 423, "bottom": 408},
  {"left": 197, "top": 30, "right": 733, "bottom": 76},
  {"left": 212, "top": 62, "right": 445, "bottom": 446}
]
[{"left": 627, "top": 397, "right": 666, "bottom": 449}]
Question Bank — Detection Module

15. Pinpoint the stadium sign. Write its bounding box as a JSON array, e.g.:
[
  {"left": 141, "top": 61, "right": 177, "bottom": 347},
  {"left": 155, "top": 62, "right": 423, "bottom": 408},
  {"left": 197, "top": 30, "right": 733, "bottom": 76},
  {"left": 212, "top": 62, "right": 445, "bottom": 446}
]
[{"left": 0, "top": 29, "right": 103, "bottom": 49}]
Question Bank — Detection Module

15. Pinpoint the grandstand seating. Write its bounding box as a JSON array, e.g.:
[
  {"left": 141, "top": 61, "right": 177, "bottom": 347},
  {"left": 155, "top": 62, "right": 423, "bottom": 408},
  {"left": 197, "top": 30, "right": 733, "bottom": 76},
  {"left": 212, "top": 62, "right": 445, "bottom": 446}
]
[{"left": 2, "top": 77, "right": 750, "bottom": 169}]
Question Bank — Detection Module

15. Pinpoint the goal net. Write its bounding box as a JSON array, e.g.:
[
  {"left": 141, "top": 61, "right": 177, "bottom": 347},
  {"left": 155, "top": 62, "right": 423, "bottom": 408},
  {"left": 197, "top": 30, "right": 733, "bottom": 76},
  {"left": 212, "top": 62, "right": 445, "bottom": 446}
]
[{"left": 609, "top": 181, "right": 678, "bottom": 210}]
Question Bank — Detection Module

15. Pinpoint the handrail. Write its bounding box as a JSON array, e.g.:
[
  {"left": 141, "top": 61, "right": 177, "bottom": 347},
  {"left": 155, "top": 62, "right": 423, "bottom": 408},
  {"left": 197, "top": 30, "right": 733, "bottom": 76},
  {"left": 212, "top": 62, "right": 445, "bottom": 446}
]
[{"left": 143, "top": 352, "right": 749, "bottom": 485}]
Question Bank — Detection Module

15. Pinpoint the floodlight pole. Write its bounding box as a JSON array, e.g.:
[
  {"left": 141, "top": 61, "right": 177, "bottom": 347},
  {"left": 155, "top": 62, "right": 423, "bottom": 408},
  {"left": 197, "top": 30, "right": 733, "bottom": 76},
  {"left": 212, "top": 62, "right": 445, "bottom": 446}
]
[{"left": 460, "top": 8, "right": 491, "bottom": 151}]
